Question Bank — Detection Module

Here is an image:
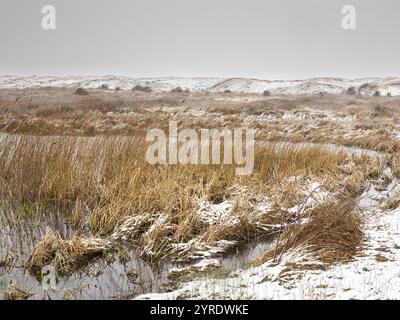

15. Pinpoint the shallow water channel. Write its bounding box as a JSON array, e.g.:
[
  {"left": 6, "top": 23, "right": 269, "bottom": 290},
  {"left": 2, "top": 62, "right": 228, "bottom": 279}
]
[{"left": 0, "top": 208, "right": 274, "bottom": 299}]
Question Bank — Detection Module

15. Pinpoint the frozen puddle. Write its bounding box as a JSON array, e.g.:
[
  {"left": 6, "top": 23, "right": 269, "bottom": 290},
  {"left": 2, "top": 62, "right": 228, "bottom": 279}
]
[{"left": 221, "top": 239, "right": 273, "bottom": 271}]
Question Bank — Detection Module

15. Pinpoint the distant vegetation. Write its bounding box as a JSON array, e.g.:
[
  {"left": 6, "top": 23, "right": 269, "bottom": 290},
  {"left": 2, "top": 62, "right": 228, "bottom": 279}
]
[
  {"left": 132, "top": 84, "right": 152, "bottom": 92},
  {"left": 346, "top": 86, "right": 357, "bottom": 95},
  {"left": 171, "top": 87, "right": 184, "bottom": 93},
  {"left": 74, "top": 87, "right": 89, "bottom": 95}
]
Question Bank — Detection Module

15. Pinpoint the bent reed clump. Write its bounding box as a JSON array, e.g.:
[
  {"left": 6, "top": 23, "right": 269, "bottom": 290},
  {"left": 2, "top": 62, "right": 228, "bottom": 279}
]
[
  {"left": 255, "top": 198, "right": 363, "bottom": 266},
  {"left": 27, "top": 229, "right": 111, "bottom": 276},
  {"left": 0, "top": 133, "right": 383, "bottom": 273}
]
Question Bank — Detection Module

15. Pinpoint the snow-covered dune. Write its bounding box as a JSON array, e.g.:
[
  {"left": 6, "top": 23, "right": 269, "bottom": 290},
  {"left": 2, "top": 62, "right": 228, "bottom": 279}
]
[{"left": 1, "top": 75, "right": 400, "bottom": 96}]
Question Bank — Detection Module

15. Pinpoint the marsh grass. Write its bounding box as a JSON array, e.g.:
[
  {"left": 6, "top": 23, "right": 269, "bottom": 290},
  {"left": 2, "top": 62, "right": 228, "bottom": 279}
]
[
  {"left": 391, "top": 153, "right": 400, "bottom": 178},
  {"left": 0, "top": 134, "right": 382, "bottom": 269},
  {"left": 1, "top": 90, "right": 400, "bottom": 153}
]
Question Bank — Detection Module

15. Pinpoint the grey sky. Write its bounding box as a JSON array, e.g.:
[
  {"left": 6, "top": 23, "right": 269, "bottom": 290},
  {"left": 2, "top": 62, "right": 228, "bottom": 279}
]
[{"left": 0, "top": 0, "right": 399, "bottom": 79}]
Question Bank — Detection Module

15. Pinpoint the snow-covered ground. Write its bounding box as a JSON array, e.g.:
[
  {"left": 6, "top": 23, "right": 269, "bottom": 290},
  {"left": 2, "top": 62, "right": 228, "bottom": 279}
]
[
  {"left": 1, "top": 75, "right": 400, "bottom": 96},
  {"left": 137, "top": 206, "right": 400, "bottom": 299},
  {"left": 137, "top": 192, "right": 400, "bottom": 300}
]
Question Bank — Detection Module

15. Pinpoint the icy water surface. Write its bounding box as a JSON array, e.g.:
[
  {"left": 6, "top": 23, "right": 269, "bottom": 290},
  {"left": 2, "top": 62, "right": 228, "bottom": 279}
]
[
  {"left": 0, "top": 209, "right": 175, "bottom": 300},
  {"left": 0, "top": 208, "right": 274, "bottom": 299}
]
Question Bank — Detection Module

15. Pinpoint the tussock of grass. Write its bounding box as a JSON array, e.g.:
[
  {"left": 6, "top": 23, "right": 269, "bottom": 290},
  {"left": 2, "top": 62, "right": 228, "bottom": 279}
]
[
  {"left": 255, "top": 198, "right": 363, "bottom": 265},
  {"left": 27, "top": 230, "right": 111, "bottom": 275}
]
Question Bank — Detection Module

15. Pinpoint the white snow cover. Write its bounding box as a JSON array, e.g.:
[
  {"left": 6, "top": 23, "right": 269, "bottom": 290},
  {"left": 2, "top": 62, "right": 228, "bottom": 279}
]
[
  {"left": 137, "top": 207, "right": 400, "bottom": 300},
  {"left": 197, "top": 199, "right": 239, "bottom": 226},
  {"left": 137, "top": 205, "right": 400, "bottom": 300},
  {"left": 1, "top": 75, "right": 400, "bottom": 96}
]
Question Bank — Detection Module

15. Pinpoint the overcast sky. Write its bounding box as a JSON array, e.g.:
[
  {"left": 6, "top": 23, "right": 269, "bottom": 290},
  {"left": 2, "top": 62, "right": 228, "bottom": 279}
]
[{"left": 0, "top": 0, "right": 399, "bottom": 79}]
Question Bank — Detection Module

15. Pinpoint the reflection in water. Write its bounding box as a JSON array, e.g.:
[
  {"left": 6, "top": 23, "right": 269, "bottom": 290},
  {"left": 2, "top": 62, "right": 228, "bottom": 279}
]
[
  {"left": 221, "top": 238, "right": 272, "bottom": 271},
  {"left": 0, "top": 208, "right": 173, "bottom": 300}
]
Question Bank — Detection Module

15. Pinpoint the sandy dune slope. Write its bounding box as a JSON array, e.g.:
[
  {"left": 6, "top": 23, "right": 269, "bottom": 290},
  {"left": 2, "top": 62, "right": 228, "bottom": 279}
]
[{"left": 1, "top": 75, "right": 400, "bottom": 96}]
